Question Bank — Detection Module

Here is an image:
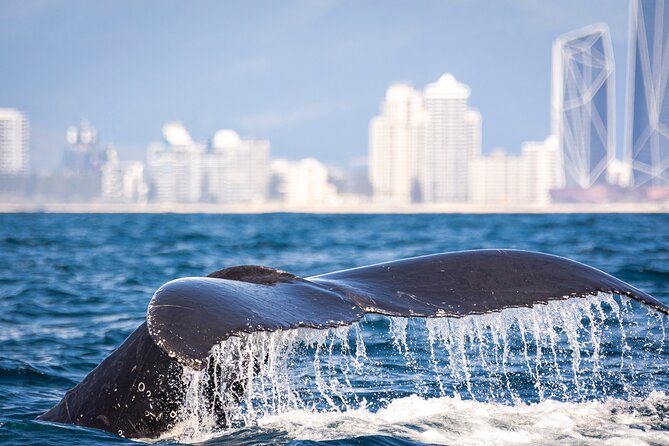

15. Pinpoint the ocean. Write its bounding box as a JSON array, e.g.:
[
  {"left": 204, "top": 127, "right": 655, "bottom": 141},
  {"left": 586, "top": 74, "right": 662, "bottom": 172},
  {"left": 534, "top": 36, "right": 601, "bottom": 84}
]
[{"left": 0, "top": 213, "right": 668, "bottom": 445}]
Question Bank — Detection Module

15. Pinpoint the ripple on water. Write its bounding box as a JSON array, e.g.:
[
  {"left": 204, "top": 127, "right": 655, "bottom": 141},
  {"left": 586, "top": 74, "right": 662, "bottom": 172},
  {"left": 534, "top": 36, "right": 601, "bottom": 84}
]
[{"left": 1, "top": 213, "right": 668, "bottom": 446}]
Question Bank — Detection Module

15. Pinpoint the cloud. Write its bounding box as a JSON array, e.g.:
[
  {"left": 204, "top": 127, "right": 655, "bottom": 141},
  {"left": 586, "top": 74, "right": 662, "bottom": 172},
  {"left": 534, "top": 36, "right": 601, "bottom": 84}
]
[{"left": 235, "top": 102, "right": 345, "bottom": 133}]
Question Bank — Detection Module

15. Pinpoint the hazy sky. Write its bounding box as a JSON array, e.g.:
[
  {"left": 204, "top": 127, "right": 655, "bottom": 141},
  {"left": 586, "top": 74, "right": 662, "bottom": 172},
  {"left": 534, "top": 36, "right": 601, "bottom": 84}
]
[{"left": 0, "top": 0, "right": 630, "bottom": 169}]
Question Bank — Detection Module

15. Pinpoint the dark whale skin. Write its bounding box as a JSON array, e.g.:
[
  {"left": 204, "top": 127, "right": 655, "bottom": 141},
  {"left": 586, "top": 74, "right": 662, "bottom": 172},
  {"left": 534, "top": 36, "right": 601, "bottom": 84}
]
[
  {"left": 38, "top": 249, "right": 669, "bottom": 439},
  {"left": 38, "top": 323, "right": 184, "bottom": 439}
]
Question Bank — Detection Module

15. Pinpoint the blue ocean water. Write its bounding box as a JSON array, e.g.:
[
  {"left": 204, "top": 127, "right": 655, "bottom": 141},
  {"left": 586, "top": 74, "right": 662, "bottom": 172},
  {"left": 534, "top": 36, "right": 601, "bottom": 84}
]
[{"left": 0, "top": 213, "right": 668, "bottom": 445}]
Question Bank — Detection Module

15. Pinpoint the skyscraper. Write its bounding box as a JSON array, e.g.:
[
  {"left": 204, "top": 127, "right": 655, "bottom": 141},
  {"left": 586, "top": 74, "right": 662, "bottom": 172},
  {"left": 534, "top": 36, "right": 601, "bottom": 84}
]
[
  {"left": 0, "top": 108, "right": 29, "bottom": 175},
  {"left": 369, "top": 84, "right": 425, "bottom": 204},
  {"left": 626, "top": 0, "right": 669, "bottom": 187},
  {"left": 422, "top": 74, "right": 481, "bottom": 203},
  {"left": 552, "top": 24, "right": 615, "bottom": 189}
]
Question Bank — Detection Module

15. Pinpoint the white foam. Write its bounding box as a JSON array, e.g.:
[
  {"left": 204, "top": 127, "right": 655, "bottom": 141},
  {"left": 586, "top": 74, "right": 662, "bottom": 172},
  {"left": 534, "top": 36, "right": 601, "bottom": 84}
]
[
  {"left": 256, "top": 392, "right": 669, "bottom": 445},
  {"left": 159, "top": 294, "right": 669, "bottom": 444}
]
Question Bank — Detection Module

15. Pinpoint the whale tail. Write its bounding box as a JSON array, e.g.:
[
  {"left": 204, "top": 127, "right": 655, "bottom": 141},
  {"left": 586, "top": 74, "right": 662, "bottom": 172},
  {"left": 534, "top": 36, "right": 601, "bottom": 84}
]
[
  {"left": 40, "top": 249, "right": 669, "bottom": 439},
  {"left": 149, "top": 250, "right": 668, "bottom": 369}
]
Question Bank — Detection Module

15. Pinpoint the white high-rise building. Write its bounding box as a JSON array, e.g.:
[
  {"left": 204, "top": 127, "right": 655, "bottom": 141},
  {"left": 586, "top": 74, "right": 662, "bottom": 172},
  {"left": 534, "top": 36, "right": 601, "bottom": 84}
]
[
  {"left": 552, "top": 24, "right": 615, "bottom": 189},
  {"left": 147, "top": 122, "right": 204, "bottom": 203},
  {"left": 101, "top": 147, "right": 122, "bottom": 201},
  {"left": 468, "top": 136, "right": 561, "bottom": 206},
  {"left": 464, "top": 109, "right": 482, "bottom": 159},
  {"left": 147, "top": 124, "right": 270, "bottom": 205},
  {"left": 0, "top": 108, "right": 29, "bottom": 174},
  {"left": 521, "top": 135, "right": 562, "bottom": 205},
  {"left": 369, "top": 84, "right": 426, "bottom": 204},
  {"left": 203, "top": 130, "right": 269, "bottom": 204},
  {"left": 469, "top": 149, "right": 525, "bottom": 205},
  {"left": 423, "top": 74, "right": 481, "bottom": 203},
  {"left": 101, "top": 146, "right": 148, "bottom": 203},
  {"left": 271, "top": 158, "right": 338, "bottom": 206}
]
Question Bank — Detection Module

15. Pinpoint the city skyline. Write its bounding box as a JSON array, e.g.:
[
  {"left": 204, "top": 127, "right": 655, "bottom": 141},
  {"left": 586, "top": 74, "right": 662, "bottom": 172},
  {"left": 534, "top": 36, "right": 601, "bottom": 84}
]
[
  {"left": 3, "top": 0, "right": 669, "bottom": 209},
  {"left": 0, "top": 0, "right": 632, "bottom": 170}
]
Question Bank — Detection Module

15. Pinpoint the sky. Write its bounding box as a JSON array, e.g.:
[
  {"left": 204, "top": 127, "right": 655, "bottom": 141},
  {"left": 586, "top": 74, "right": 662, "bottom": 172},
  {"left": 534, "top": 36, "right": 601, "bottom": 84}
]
[{"left": 0, "top": 0, "right": 631, "bottom": 170}]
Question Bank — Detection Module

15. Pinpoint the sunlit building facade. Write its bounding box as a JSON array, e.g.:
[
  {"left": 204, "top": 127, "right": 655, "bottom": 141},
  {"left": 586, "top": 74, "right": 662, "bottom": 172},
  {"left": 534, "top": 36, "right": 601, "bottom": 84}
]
[
  {"left": 369, "top": 84, "right": 425, "bottom": 204},
  {"left": 147, "top": 122, "right": 204, "bottom": 203},
  {"left": 147, "top": 124, "right": 269, "bottom": 205},
  {"left": 422, "top": 74, "right": 481, "bottom": 203},
  {"left": 521, "top": 135, "right": 562, "bottom": 205},
  {"left": 552, "top": 24, "right": 615, "bottom": 189},
  {"left": 469, "top": 149, "right": 524, "bottom": 205},
  {"left": 468, "top": 136, "right": 561, "bottom": 206},
  {"left": 271, "top": 158, "right": 338, "bottom": 206},
  {"left": 0, "top": 108, "right": 29, "bottom": 175},
  {"left": 101, "top": 146, "right": 148, "bottom": 203},
  {"left": 626, "top": 0, "right": 669, "bottom": 187},
  {"left": 203, "top": 130, "right": 270, "bottom": 204}
]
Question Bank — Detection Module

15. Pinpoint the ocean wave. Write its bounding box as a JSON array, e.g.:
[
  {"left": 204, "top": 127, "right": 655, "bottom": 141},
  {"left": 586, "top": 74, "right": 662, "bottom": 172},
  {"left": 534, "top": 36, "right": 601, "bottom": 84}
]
[
  {"left": 257, "top": 393, "right": 669, "bottom": 446},
  {"left": 0, "top": 363, "right": 75, "bottom": 388}
]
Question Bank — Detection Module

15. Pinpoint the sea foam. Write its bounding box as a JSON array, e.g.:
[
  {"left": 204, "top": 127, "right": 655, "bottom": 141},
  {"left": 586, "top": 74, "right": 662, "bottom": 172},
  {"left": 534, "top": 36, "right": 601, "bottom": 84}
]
[{"left": 161, "top": 294, "right": 669, "bottom": 444}]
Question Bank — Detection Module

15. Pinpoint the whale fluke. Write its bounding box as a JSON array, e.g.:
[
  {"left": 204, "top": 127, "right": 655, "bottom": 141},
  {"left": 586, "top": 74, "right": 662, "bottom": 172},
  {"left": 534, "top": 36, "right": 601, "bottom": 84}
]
[
  {"left": 311, "top": 249, "right": 668, "bottom": 316},
  {"left": 39, "top": 249, "right": 669, "bottom": 438},
  {"left": 149, "top": 250, "right": 668, "bottom": 370},
  {"left": 147, "top": 270, "right": 365, "bottom": 369}
]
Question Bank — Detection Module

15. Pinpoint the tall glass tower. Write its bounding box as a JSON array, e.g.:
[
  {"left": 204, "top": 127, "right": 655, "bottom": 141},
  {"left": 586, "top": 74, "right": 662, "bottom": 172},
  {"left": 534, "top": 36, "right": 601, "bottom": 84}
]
[
  {"left": 552, "top": 24, "right": 615, "bottom": 189},
  {"left": 626, "top": 0, "right": 669, "bottom": 187}
]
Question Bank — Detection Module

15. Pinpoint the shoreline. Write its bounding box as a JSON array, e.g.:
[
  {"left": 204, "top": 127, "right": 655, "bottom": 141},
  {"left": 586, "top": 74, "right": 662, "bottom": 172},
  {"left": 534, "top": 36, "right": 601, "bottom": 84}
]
[{"left": 1, "top": 201, "right": 668, "bottom": 214}]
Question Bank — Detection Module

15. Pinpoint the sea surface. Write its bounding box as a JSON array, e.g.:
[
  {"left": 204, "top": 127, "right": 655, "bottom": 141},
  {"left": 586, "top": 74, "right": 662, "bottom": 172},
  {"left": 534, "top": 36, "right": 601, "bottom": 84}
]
[{"left": 0, "top": 213, "right": 668, "bottom": 446}]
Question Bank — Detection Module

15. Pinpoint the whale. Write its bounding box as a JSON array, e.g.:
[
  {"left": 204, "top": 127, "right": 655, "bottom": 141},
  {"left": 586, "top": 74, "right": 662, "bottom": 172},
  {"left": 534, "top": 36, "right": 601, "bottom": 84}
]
[{"left": 38, "top": 249, "right": 669, "bottom": 439}]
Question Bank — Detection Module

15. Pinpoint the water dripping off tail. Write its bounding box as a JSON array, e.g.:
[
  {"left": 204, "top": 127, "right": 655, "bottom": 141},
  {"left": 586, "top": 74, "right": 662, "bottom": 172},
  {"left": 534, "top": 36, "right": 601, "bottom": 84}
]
[{"left": 163, "top": 293, "right": 669, "bottom": 443}]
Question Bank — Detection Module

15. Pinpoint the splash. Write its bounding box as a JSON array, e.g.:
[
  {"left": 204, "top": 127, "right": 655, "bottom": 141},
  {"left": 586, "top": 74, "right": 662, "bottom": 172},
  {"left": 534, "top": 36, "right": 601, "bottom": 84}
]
[
  {"left": 258, "top": 392, "right": 669, "bottom": 446},
  {"left": 162, "top": 294, "right": 669, "bottom": 443}
]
